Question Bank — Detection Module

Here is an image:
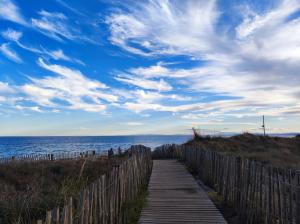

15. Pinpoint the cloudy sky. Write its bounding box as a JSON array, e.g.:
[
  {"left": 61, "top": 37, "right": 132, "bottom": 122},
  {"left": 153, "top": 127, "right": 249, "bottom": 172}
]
[{"left": 0, "top": 0, "right": 300, "bottom": 136}]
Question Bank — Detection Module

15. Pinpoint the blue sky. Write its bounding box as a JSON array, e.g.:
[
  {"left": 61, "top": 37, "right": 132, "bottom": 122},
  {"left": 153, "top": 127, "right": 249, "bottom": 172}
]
[{"left": 0, "top": 0, "right": 300, "bottom": 136}]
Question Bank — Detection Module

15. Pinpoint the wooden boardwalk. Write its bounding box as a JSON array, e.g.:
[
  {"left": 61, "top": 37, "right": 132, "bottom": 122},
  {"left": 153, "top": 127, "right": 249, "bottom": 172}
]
[{"left": 139, "top": 160, "right": 227, "bottom": 224}]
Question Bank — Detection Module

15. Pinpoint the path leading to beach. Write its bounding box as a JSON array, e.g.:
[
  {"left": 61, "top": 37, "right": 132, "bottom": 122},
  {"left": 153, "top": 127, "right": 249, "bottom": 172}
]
[{"left": 138, "top": 160, "right": 227, "bottom": 224}]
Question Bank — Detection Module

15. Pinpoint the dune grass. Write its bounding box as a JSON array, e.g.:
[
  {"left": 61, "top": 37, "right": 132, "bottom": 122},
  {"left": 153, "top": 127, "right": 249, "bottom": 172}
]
[
  {"left": 0, "top": 156, "right": 124, "bottom": 224},
  {"left": 122, "top": 190, "right": 148, "bottom": 224},
  {"left": 186, "top": 133, "right": 300, "bottom": 168}
]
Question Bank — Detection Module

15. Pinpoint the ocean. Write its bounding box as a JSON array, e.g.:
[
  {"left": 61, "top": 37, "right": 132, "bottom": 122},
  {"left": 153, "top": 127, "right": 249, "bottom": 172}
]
[{"left": 0, "top": 135, "right": 192, "bottom": 157}]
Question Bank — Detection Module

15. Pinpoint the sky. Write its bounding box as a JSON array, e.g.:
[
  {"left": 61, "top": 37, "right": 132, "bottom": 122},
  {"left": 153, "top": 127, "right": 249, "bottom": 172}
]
[{"left": 0, "top": 0, "right": 300, "bottom": 136}]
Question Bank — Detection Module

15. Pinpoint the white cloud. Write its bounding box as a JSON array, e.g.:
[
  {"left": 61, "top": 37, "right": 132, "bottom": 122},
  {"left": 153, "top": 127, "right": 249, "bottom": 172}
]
[
  {"left": 68, "top": 101, "right": 106, "bottom": 112},
  {"left": 0, "top": 0, "right": 27, "bottom": 25},
  {"left": 123, "top": 92, "right": 300, "bottom": 118},
  {"left": 41, "top": 48, "right": 85, "bottom": 65},
  {"left": 235, "top": 0, "right": 300, "bottom": 63},
  {"left": 47, "top": 49, "right": 71, "bottom": 61},
  {"left": 132, "top": 89, "right": 190, "bottom": 103},
  {"left": 18, "top": 59, "right": 118, "bottom": 112},
  {"left": 0, "top": 60, "right": 118, "bottom": 113},
  {"left": 0, "top": 43, "right": 22, "bottom": 63},
  {"left": 1, "top": 28, "right": 22, "bottom": 41},
  {"left": 21, "top": 84, "right": 57, "bottom": 107},
  {"left": 16, "top": 105, "right": 42, "bottom": 113},
  {"left": 126, "top": 122, "right": 143, "bottom": 126},
  {"left": 108, "top": 0, "right": 300, "bottom": 119},
  {"left": 236, "top": 0, "right": 300, "bottom": 39},
  {"left": 129, "top": 63, "right": 175, "bottom": 78},
  {"left": 115, "top": 76, "right": 172, "bottom": 91},
  {"left": 124, "top": 102, "right": 198, "bottom": 113},
  {"left": 106, "top": 0, "right": 219, "bottom": 56},
  {"left": 1, "top": 29, "right": 85, "bottom": 65},
  {"left": 0, "top": 59, "right": 122, "bottom": 114},
  {"left": 37, "top": 58, "right": 106, "bottom": 89},
  {"left": 0, "top": 96, "right": 5, "bottom": 102},
  {"left": 0, "top": 81, "right": 14, "bottom": 93},
  {"left": 1, "top": 29, "right": 43, "bottom": 57},
  {"left": 55, "top": 0, "right": 86, "bottom": 17},
  {"left": 31, "top": 10, "right": 96, "bottom": 44},
  {"left": 31, "top": 10, "right": 73, "bottom": 41}
]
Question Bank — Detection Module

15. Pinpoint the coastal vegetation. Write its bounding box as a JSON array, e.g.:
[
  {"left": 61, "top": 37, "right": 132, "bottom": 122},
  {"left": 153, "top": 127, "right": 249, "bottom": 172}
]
[
  {"left": 121, "top": 191, "right": 148, "bottom": 224},
  {"left": 0, "top": 155, "right": 123, "bottom": 223},
  {"left": 186, "top": 133, "right": 300, "bottom": 168}
]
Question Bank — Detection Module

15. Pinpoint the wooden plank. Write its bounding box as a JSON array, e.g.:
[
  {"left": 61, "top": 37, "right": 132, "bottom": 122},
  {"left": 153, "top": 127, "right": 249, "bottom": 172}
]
[{"left": 139, "top": 160, "right": 227, "bottom": 224}]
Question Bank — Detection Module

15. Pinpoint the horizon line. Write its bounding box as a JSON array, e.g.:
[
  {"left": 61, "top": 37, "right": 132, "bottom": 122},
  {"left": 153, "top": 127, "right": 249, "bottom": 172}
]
[{"left": 0, "top": 132, "right": 299, "bottom": 138}]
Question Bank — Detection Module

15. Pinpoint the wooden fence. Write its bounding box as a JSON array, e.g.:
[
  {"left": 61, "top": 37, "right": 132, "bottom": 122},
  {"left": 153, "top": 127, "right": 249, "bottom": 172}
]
[
  {"left": 0, "top": 150, "right": 108, "bottom": 164},
  {"left": 36, "top": 145, "right": 152, "bottom": 224},
  {"left": 154, "top": 144, "right": 300, "bottom": 224}
]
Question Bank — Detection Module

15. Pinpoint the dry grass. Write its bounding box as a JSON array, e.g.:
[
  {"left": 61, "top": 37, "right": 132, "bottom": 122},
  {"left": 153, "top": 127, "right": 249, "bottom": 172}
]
[
  {"left": 186, "top": 133, "right": 300, "bottom": 168},
  {"left": 122, "top": 191, "right": 148, "bottom": 224},
  {"left": 0, "top": 156, "right": 124, "bottom": 224}
]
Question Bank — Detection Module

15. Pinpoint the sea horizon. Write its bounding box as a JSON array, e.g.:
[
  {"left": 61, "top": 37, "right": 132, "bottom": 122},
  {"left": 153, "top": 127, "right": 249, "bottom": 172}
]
[
  {"left": 1, "top": 133, "right": 298, "bottom": 158},
  {"left": 0, "top": 134, "right": 193, "bottom": 157},
  {"left": 0, "top": 134, "right": 192, "bottom": 137},
  {"left": 0, "top": 131, "right": 299, "bottom": 137}
]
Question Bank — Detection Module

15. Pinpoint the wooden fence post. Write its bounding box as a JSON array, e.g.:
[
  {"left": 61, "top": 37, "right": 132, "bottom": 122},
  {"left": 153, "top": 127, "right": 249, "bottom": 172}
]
[{"left": 296, "top": 171, "right": 300, "bottom": 224}]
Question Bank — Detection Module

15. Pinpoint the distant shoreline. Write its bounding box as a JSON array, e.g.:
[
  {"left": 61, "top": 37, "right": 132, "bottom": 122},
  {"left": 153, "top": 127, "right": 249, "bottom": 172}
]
[
  {"left": 0, "top": 132, "right": 299, "bottom": 137},
  {"left": 0, "top": 134, "right": 192, "bottom": 138}
]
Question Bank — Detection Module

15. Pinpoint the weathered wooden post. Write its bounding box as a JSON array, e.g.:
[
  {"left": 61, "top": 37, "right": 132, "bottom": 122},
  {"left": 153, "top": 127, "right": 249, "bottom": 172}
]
[
  {"left": 235, "top": 156, "right": 242, "bottom": 222},
  {"left": 296, "top": 171, "right": 300, "bottom": 224}
]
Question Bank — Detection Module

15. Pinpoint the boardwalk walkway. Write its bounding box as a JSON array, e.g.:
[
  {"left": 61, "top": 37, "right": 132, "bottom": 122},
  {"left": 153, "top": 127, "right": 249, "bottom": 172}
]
[{"left": 139, "top": 160, "right": 227, "bottom": 224}]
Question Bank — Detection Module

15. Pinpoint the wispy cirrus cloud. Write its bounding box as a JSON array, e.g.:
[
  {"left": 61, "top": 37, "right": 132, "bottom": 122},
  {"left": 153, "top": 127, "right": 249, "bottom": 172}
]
[
  {"left": 1, "top": 28, "right": 85, "bottom": 65},
  {"left": 106, "top": 0, "right": 219, "bottom": 56},
  {"left": 235, "top": 0, "right": 300, "bottom": 39},
  {"left": 41, "top": 48, "right": 85, "bottom": 65},
  {"left": 0, "top": 0, "right": 97, "bottom": 46},
  {"left": 115, "top": 75, "right": 172, "bottom": 92},
  {"left": 0, "top": 43, "right": 22, "bottom": 63},
  {"left": 31, "top": 10, "right": 97, "bottom": 44},
  {"left": 37, "top": 58, "right": 106, "bottom": 89},
  {"left": 112, "top": 89, "right": 191, "bottom": 108},
  {"left": 1, "top": 28, "right": 23, "bottom": 41},
  {"left": 1, "top": 29, "right": 45, "bottom": 55},
  {"left": 132, "top": 89, "right": 191, "bottom": 103},
  {"left": 0, "top": 59, "right": 118, "bottom": 113},
  {"left": 55, "top": 0, "right": 86, "bottom": 17},
  {"left": 107, "top": 0, "right": 300, "bottom": 119},
  {"left": 0, "top": 0, "right": 27, "bottom": 25},
  {"left": 0, "top": 1, "right": 97, "bottom": 45},
  {"left": 44, "top": 49, "right": 71, "bottom": 61},
  {"left": 31, "top": 10, "right": 75, "bottom": 41},
  {"left": 22, "top": 58, "right": 117, "bottom": 112}
]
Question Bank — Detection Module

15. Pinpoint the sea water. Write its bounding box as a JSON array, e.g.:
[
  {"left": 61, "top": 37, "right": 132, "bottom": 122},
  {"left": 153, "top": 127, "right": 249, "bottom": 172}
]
[{"left": 0, "top": 135, "right": 192, "bottom": 157}]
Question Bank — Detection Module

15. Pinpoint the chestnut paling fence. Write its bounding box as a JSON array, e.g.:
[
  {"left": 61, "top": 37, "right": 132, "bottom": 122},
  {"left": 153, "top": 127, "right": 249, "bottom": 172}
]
[
  {"left": 0, "top": 150, "right": 108, "bottom": 164},
  {"left": 153, "top": 144, "right": 300, "bottom": 224},
  {"left": 36, "top": 145, "right": 152, "bottom": 224}
]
